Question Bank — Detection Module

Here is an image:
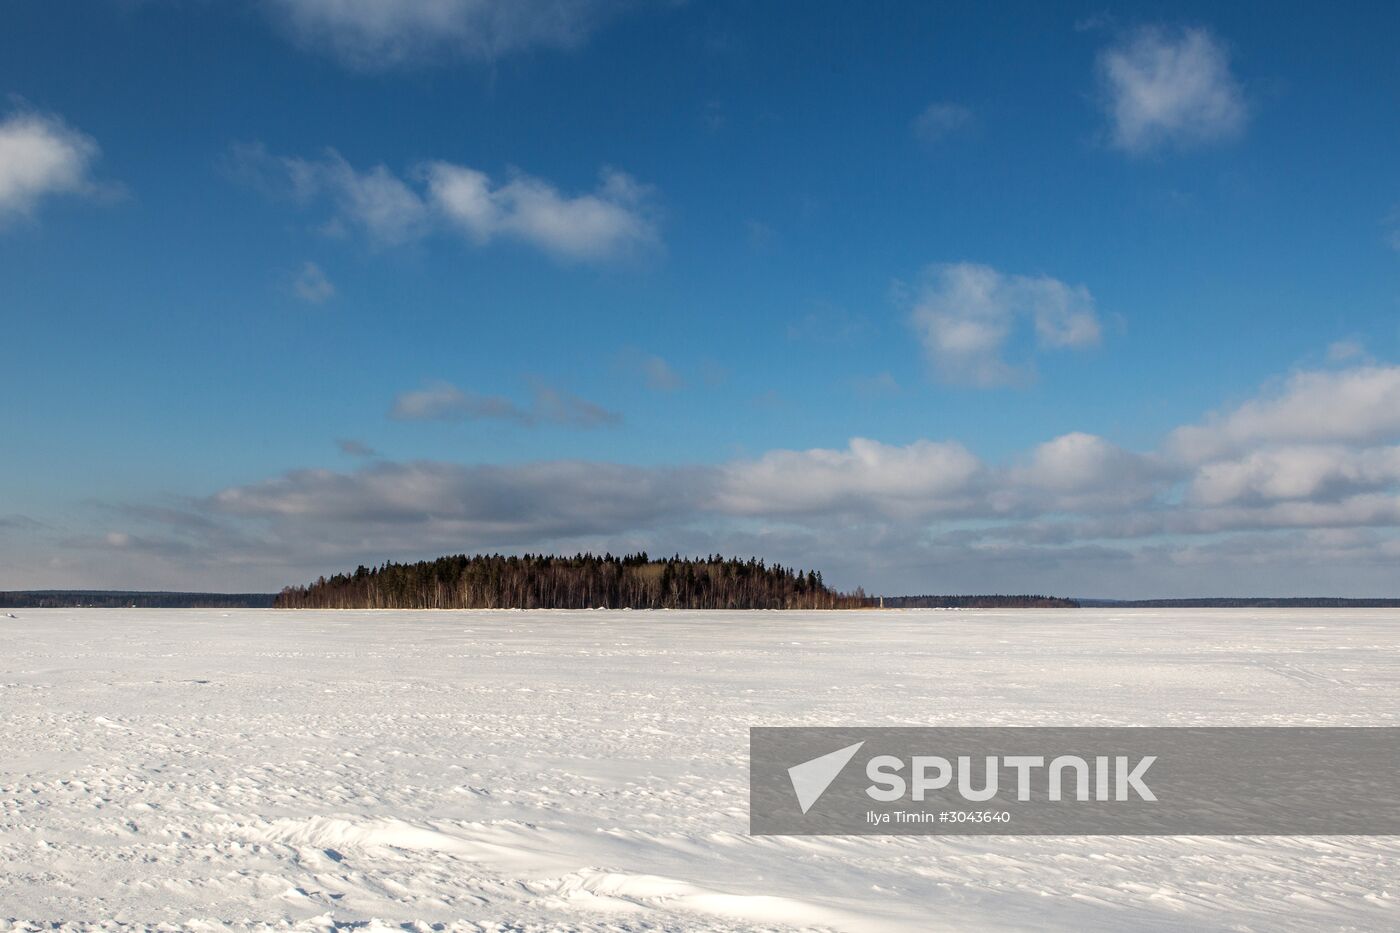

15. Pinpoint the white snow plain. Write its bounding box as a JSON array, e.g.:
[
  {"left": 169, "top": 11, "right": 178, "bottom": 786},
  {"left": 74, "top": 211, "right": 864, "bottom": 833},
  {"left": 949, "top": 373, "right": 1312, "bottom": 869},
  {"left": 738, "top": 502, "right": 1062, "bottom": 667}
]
[{"left": 2, "top": 608, "right": 1399, "bottom": 931}]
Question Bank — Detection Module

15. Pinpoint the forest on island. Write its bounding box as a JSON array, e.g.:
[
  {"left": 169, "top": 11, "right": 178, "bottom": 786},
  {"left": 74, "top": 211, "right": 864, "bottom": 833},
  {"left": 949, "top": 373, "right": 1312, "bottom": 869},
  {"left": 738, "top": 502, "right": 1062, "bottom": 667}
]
[{"left": 275, "top": 553, "right": 868, "bottom": 610}]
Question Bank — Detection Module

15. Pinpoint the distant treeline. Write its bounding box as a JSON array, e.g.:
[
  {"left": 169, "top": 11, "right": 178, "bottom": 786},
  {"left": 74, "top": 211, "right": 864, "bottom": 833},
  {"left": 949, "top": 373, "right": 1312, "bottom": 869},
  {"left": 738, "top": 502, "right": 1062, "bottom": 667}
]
[
  {"left": 276, "top": 553, "right": 867, "bottom": 610},
  {"left": 0, "top": 590, "right": 276, "bottom": 609},
  {"left": 877, "top": 595, "right": 1080, "bottom": 609},
  {"left": 1079, "top": 597, "right": 1400, "bottom": 608}
]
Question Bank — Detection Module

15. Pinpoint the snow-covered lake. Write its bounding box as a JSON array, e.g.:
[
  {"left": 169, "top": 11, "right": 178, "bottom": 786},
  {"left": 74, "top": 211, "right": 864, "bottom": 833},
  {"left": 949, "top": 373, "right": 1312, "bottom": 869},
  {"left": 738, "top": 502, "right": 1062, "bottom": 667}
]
[{"left": 3, "top": 608, "right": 1399, "bottom": 931}]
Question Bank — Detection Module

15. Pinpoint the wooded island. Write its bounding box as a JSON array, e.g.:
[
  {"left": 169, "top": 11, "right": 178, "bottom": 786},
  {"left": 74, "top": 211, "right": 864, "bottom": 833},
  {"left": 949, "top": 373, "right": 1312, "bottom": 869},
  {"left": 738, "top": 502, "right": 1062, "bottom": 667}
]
[{"left": 275, "top": 553, "right": 868, "bottom": 610}]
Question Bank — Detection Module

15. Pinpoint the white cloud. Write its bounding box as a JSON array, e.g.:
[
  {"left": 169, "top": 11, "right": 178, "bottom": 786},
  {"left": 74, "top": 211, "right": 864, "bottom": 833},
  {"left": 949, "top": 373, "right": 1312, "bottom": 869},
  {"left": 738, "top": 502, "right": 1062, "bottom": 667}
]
[
  {"left": 209, "top": 458, "right": 702, "bottom": 542},
  {"left": 390, "top": 379, "right": 620, "bottom": 427},
  {"left": 292, "top": 261, "right": 336, "bottom": 303},
  {"left": 717, "top": 438, "right": 983, "bottom": 518},
  {"left": 1021, "top": 433, "right": 1124, "bottom": 491},
  {"left": 1009, "top": 432, "right": 1168, "bottom": 512},
  {"left": 1188, "top": 445, "right": 1400, "bottom": 507},
  {"left": 426, "top": 163, "right": 657, "bottom": 261},
  {"left": 908, "top": 263, "right": 1103, "bottom": 386},
  {"left": 1097, "top": 26, "right": 1247, "bottom": 154},
  {"left": 42, "top": 356, "right": 1400, "bottom": 597},
  {"left": 0, "top": 111, "right": 101, "bottom": 223},
  {"left": 281, "top": 149, "right": 430, "bottom": 245},
  {"left": 911, "top": 102, "right": 973, "bottom": 146},
  {"left": 266, "top": 0, "right": 630, "bottom": 69},
  {"left": 234, "top": 145, "right": 657, "bottom": 262},
  {"left": 1169, "top": 366, "right": 1400, "bottom": 462}
]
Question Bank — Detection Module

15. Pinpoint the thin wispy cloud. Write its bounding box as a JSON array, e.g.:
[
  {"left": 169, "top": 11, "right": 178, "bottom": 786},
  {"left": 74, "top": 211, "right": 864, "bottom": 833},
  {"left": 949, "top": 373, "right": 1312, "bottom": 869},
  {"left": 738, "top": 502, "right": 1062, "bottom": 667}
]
[
  {"left": 851, "top": 372, "right": 900, "bottom": 399},
  {"left": 908, "top": 262, "right": 1102, "bottom": 387},
  {"left": 292, "top": 261, "right": 336, "bottom": 303},
  {"left": 335, "top": 439, "right": 378, "bottom": 458},
  {"left": 265, "top": 0, "right": 637, "bottom": 70},
  {"left": 615, "top": 349, "right": 683, "bottom": 391},
  {"left": 640, "top": 355, "right": 682, "bottom": 391},
  {"left": 911, "top": 101, "right": 973, "bottom": 146},
  {"left": 230, "top": 144, "right": 658, "bottom": 262},
  {"left": 228, "top": 144, "right": 430, "bottom": 245},
  {"left": 786, "top": 305, "right": 869, "bottom": 344},
  {"left": 744, "top": 218, "right": 777, "bottom": 252},
  {"left": 390, "top": 381, "right": 532, "bottom": 424},
  {"left": 0, "top": 109, "right": 103, "bottom": 224},
  {"left": 390, "top": 379, "right": 621, "bottom": 428},
  {"left": 1326, "top": 339, "right": 1367, "bottom": 364},
  {"left": 1097, "top": 25, "right": 1247, "bottom": 154},
  {"left": 1384, "top": 205, "right": 1400, "bottom": 253}
]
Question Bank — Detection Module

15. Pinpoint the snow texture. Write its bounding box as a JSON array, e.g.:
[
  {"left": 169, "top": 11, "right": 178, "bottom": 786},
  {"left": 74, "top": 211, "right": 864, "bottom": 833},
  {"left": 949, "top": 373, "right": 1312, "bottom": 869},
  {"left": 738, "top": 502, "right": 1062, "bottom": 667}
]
[{"left": 2, "top": 608, "right": 1399, "bottom": 931}]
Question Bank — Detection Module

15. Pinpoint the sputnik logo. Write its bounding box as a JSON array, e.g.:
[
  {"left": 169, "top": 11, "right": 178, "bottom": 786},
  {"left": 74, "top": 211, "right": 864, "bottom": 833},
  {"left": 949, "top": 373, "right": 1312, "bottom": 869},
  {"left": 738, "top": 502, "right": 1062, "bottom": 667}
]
[{"left": 788, "top": 741, "right": 864, "bottom": 814}]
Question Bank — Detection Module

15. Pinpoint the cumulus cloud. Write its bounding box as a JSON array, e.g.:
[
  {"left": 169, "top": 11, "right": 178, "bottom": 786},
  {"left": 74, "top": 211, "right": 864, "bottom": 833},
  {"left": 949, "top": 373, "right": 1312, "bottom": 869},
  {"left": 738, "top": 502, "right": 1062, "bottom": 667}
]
[
  {"left": 1169, "top": 366, "right": 1400, "bottom": 462},
  {"left": 210, "top": 458, "right": 703, "bottom": 542},
  {"left": 265, "top": 0, "right": 633, "bottom": 69},
  {"left": 390, "top": 379, "right": 620, "bottom": 428},
  {"left": 718, "top": 438, "right": 984, "bottom": 518},
  {"left": 425, "top": 163, "right": 657, "bottom": 261},
  {"left": 1163, "top": 365, "right": 1400, "bottom": 520},
  {"left": 1007, "top": 432, "right": 1170, "bottom": 512},
  {"left": 0, "top": 110, "right": 102, "bottom": 223},
  {"left": 1188, "top": 445, "right": 1400, "bottom": 507},
  {"left": 232, "top": 144, "right": 657, "bottom": 261},
  {"left": 41, "top": 357, "right": 1400, "bottom": 597},
  {"left": 172, "top": 381, "right": 1400, "bottom": 590},
  {"left": 1097, "top": 25, "right": 1247, "bottom": 154},
  {"left": 908, "top": 263, "right": 1103, "bottom": 386}
]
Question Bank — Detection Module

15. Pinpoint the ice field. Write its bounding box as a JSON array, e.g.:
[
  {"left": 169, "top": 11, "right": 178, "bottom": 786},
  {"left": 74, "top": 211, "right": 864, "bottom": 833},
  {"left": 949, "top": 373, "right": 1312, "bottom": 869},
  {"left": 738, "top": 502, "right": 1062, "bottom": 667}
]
[{"left": 3, "top": 608, "right": 1399, "bottom": 931}]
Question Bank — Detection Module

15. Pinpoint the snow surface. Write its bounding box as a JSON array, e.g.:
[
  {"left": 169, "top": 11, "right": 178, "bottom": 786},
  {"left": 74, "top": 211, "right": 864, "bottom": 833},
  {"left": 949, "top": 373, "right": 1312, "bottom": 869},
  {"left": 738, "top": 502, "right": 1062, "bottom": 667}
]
[{"left": 2, "top": 608, "right": 1399, "bottom": 931}]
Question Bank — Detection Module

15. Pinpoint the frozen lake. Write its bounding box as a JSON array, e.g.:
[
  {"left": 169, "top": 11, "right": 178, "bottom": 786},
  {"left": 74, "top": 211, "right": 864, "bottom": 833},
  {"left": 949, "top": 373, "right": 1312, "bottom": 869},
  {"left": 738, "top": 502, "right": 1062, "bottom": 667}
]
[{"left": 3, "top": 608, "right": 1399, "bottom": 931}]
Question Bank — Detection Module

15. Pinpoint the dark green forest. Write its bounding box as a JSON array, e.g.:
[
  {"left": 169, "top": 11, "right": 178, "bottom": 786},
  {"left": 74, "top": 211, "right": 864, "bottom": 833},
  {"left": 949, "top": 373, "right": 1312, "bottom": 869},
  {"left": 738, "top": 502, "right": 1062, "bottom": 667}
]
[
  {"left": 275, "top": 553, "right": 868, "bottom": 610},
  {"left": 0, "top": 590, "right": 275, "bottom": 609},
  {"left": 878, "top": 595, "right": 1079, "bottom": 608}
]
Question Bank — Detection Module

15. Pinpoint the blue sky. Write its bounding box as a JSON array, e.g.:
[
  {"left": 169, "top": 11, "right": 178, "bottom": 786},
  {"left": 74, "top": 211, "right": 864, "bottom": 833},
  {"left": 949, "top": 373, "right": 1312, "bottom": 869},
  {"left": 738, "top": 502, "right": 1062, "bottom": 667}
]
[{"left": 5, "top": 0, "right": 1400, "bottom": 596}]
